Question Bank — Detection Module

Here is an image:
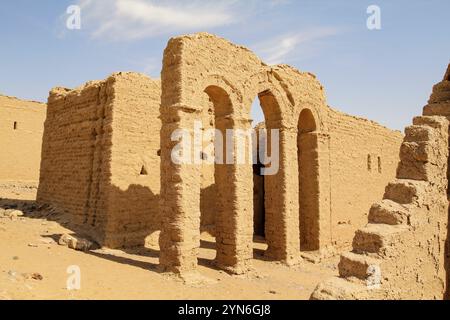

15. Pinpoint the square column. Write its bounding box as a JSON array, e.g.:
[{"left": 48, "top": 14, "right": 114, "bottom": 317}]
[
  {"left": 264, "top": 127, "right": 300, "bottom": 264},
  {"left": 159, "top": 108, "right": 202, "bottom": 274},
  {"left": 214, "top": 116, "right": 254, "bottom": 274}
]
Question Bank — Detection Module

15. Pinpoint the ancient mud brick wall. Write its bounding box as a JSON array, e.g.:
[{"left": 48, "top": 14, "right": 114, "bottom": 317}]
[
  {"left": 312, "top": 115, "right": 449, "bottom": 300},
  {"left": 37, "top": 79, "right": 112, "bottom": 234},
  {"left": 102, "top": 73, "right": 162, "bottom": 247},
  {"left": 0, "top": 95, "right": 46, "bottom": 182},
  {"left": 327, "top": 109, "right": 404, "bottom": 249},
  {"left": 312, "top": 66, "right": 450, "bottom": 300},
  {"left": 37, "top": 72, "right": 161, "bottom": 248},
  {"left": 422, "top": 64, "right": 450, "bottom": 298}
]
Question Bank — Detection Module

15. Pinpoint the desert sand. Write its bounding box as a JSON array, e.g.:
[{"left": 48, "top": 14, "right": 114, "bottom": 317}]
[{"left": 0, "top": 182, "right": 338, "bottom": 300}]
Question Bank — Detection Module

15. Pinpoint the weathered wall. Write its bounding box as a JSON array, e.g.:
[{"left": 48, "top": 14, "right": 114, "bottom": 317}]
[
  {"left": 0, "top": 95, "right": 46, "bottom": 182},
  {"left": 312, "top": 66, "right": 450, "bottom": 300},
  {"left": 423, "top": 63, "right": 450, "bottom": 299},
  {"left": 327, "top": 108, "right": 404, "bottom": 250},
  {"left": 312, "top": 115, "right": 449, "bottom": 300},
  {"left": 37, "top": 78, "right": 114, "bottom": 238},
  {"left": 103, "top": 73, "right": 162, "bottom": 248},
  {"left": 37, "top": 73, "right": 161, "bottom": 247}
]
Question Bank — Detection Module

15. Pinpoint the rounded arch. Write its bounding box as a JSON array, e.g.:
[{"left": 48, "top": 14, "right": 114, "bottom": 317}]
[
  {"left": 204, "top": 85, "right": 233, "bottom": 118},
  {"left": 244, "top": 70, "right": 293, "bottom": 123},
  {"left": 298, "top": 108, "right": 317, "bottom": 133},
  {"left": 244, "top": 67, "right": 329, "bottom": 134},
  {"left": 197, "top": 74, "right": 248, "bottom": 121},
  {"left": 297, "top": 107, "right": 320, "bottom": 251}
]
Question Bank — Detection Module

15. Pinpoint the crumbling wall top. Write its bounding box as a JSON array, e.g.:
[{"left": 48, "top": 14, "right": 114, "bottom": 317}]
[
  {"left": 49, "top": 72, "right": 158, "bottom": 101},
  {"left": 0, "top": 94, "right": 45, "bottom": 108},
  {"left": 444, "top": 63, "right": 450, "bottom": 81}
]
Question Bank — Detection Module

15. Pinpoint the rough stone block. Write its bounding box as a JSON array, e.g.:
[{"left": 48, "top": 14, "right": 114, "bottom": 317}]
[
  {"left": 339, "top": 251, "right": 382, "bottom": 280},
  {"left": 384, "top": 180, "right": 426, "bottom": 204},
  {"left": 352, "top": 224, "right": 407, "bottom": 254},
  {"left": 368, "top": 200, "right": 409, "bottom": 225}
]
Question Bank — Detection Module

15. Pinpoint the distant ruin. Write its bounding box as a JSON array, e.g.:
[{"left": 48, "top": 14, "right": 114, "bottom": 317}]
[{"left": 0, "top": 95, "right": 46, "bottom": 183}]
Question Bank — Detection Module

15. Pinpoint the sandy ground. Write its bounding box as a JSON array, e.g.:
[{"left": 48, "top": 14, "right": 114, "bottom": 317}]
[{"left": 0, "top": 182, "right": 339, "bottom": 300}]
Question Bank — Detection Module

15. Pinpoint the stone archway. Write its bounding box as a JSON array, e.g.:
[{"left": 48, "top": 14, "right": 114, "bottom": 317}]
[
  {"left": 251, "top": 89, "right": 301, "bottom": 264},
  {"left": 159, "top": 33, "right": 331, "bottom": 274}
]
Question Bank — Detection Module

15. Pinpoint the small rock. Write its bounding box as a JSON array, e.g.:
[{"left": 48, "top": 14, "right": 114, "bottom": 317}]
[
  {"left": 58, "top": 234, "right": 73, "bottom": 246},
  {"left": 28, "top": 243, "right": 38, "bottom": 248},
  {"left": 22, "top": 272, "right": 43, "bottom": 281},
  {"left": 2, "top": 209, "right": 24, "bottom": 218},
  {"left": 269, "top": 290, "right": 277, "bottom": 295},
  {"left": 30, "top": 273, "right": 43, "bottom": 281},
  {"left": 12, "top": 256, "right": 19, "bottom": 260},
  {"left": 59, "top": 234, "right": 95, "bottom": 251}
]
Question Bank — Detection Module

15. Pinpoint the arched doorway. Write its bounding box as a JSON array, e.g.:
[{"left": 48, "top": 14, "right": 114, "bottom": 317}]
[
  {"left": 250, "top": 89, "right": 296, "bottom": 261},
  {"left": 250, "top": 96, "right": 266, "bottom": 238},
  {"left": 204, "top": 85, "right": 254, "bottom": 273},
  {"left": 298, "top": 108, "right": 320, "bottom": 251}
]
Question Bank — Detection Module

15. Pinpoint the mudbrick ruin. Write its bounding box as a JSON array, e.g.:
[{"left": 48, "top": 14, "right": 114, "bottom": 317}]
[
  {"left": 1, "top": 33, "right": 450, "bottom": 300},
  {"left": 0, "top": 95, "right": 46, "bottom": 183}
]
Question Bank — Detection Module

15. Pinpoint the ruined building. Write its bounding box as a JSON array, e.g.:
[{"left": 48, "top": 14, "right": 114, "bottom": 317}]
[
  {"left": 37, "top": 73, "right": 161, "bottom": 247},
  {"left": 158, "top": 33, "right": 403, "bottom": 273},
  {"left": 0, "top": 95, "right": 46, "bottom": 183},
  {"left": 36, "top": 33, "right": 404, "bottom": 275}
]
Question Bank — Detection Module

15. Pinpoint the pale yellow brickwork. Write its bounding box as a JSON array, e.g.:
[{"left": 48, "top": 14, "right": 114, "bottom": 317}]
[
  {"left": 37, "top": 72, "right": 161, "bottom": 248},
  {"left": 312, "top": 64, "right": 450, "bottom": 300},
  {"left": 158, "top": 33, "right": 403, "bottom": 274},
  {"left": 0, "top": 95, "right": 46, "bottom": 182}
]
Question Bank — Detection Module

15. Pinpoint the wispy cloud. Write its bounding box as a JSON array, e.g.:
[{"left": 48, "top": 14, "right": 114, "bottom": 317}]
[
  {"left": 252, "top": 27, "right": 340, "bottom": 65},
  {"left": 73, "top": 0, "right": 242, "bottom": 41}
]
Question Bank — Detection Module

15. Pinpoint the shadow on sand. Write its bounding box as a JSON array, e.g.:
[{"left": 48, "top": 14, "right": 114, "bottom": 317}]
[{"left": 1, "top": 197, "right": 270, "bottom": 275}]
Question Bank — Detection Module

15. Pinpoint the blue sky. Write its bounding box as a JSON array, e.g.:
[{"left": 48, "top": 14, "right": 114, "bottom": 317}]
[{"left": 0, "top": 0, "right": 449, "bottom": 130}]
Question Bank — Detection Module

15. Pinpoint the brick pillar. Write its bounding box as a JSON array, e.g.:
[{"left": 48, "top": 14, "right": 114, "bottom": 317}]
[
  {"left": 215, "top": 116, "right": 254, "bottom": 274},
  {"left": 316, "top": 132, "right": 332, "bottom": 249},
  {"left": 264, "top": 127, "right": 300, "bottom": 264},
  {"left": 159, "top": 106, "right": 202, "bottom": 274}
]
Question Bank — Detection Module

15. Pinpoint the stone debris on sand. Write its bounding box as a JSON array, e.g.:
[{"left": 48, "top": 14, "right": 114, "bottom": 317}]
[{"left": 58, "top": 234, "right": 95, "bottom": 252}]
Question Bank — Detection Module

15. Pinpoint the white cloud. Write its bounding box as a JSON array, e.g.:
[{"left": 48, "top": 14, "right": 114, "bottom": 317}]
[
  {"left": 75, "top": 0, "right": 240, "bottom": 41},
  {"left": 252, "top": 27, "right": 340, "bottom": 65},
  {"left": 268, "top": 0, "right": 291, "bottom": 7}
]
